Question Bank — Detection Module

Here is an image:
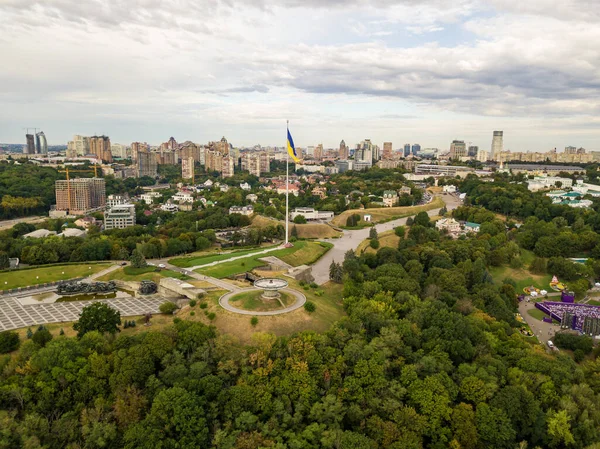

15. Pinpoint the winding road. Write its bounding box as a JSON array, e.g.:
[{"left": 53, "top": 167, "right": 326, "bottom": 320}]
[{"left": 311, "top": 194, "right": 461, "bottom": 284}]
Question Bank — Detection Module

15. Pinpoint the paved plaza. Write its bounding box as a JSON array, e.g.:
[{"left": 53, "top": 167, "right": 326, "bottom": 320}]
[{"left": 0, "top": 295, "right": 166, "bottom": 332}]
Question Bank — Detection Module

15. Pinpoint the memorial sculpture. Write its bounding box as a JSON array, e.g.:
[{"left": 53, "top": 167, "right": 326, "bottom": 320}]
[{"left": 57, "top": 281, "right": 117, "bottom": 295}]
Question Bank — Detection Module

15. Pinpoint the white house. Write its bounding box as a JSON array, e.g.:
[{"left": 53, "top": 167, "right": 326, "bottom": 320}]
[
  {"left": 246, "top": 194, "right": 258, "bottom": 203},
  {"left": 240, "top": 182, "right": 251, "bottom": 191},
  {"left": 172, "top": 192, "right": 194, "bottom": 203},
  {"left": 435, "top": 218, "right": 461, "bottom": 233},
  {"left": 290, "top": 207, "right": 334, "bottom": 222},
  {"left": 160, "top": 203, "right": 179, "bottom": 213},
  {"left": 443, "top": 185, "right": 457, "bottom": 193},
  {"left": 229, "top": 205, "right": 254, "bottom": 216},
  {"left": 140, "top": 192, "right": 161, "bottom": 205}
]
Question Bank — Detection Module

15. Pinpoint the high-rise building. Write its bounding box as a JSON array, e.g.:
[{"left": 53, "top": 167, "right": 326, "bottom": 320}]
[
  {"left": 565, "top": 146, "right": 577, "bottom": 154},
  {"left": 411, "top": 144, "right": 421, "bottom": 156},
  {"left": 131, "top": 142, "right": 149, "bottom": 163},
  {"left": 89, "top": 136, "right": 112, "bottom": 162},
  {"left": 111, "top": 143, "right": 127, "bottom": 159},
  {"left": 104, "top": 204, "right": 136, "bottom": 230},
  {"left": 491, "top": 131, "right": 503, "bottom": 161},
  {"left": 476, "top": 149, "right": 489, "bottom": 162},
  {"left": 314, "top": 144, "right": 323, "bottom": 161},
  {"left": 382, "top": 142, "right": 393, "bottom": 160},
  {"left": 137, "top": 150, "right": 158, "bottom": 178},
  {"left": 35, "top": 132, "right": 47, "bottom": 155},
  {"left": 178, "top": 142, "right": 202, "bottom": 164},
  {"left": 182, "top": 157, "right": 194, "bottom": 180},
  {"left": 25, "top": 134, "right": 35, "bottom": 154},
  {"left": 55, "top": 178, "right": 106, "bottom": 215},
  {"left": 68, "top": 135, "right": 90, "bottom": 156},
  {"left": 450, "top": 140, "right": 467, "bottom": 160},
  {"left": 468, "top": 145, "right": 479, "bottom": 157},
  {"left": 339, "top": 140, "right": 348, "bottom": 160},
  {"left": 221, "top": 155, "right": 235, "bottom": 178},
  {"left": 403, "top": 144, "right": 411, "bottom": 157}
]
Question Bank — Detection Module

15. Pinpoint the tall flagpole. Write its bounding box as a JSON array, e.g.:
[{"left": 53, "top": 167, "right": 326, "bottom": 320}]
[{"left": 285, "top": 120, "right": 289, "bottom": 246}]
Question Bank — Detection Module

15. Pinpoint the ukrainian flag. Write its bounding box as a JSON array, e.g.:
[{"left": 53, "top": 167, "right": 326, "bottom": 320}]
[{"left": 287, "top": 128, "right": 300, "bottom": 163}]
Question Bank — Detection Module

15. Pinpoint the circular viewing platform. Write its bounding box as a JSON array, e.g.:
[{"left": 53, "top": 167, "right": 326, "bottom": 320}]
[{"left": 253, "top": 278, "right": 288, "bottom": 299}]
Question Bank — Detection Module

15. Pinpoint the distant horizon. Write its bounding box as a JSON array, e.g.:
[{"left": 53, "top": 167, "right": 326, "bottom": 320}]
[{"left": 1, "top": 1, "right": 599, "bottom": 152}]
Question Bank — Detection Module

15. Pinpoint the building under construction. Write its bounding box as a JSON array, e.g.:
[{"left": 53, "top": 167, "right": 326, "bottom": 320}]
[{"left": 54, "top": 178, "right": 106, "bottom": 216}]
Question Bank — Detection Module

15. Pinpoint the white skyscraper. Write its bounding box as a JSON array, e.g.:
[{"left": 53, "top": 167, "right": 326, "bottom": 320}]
[{"left": 491, "top": 131, "right": 503, "bottom": 161}]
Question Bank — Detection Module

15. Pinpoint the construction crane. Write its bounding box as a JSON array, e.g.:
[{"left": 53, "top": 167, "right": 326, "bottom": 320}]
[{"left": 57, "top": 165, "right": 101, "bottom": 211}]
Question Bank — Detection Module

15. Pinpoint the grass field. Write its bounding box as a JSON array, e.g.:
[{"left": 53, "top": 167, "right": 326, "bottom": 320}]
[
  {"left": 355, "top": 230, "right": 400, "bottom": 255},
  {"left": 251, "top": 215, "right": 341, "bottom": 239},
  {"left": 169, "top": 245, "right": 276, "bottom": 268},
  {"left": 229, "top": 290, "right": 294, "bottom": 311},
  {"left": 196, "top": 241, "right": 331, "bottom": 279},
  {"left": 98, "top": 266, "right": 190, "bottom": 283},
  {"left": 331, "top": 196, "right": 444, "bottom": 227},
  {"left": 0, "top": 263, "right": 112, "bottom": 291},
  {"left": 489, "top": 250, "right": 553, "bottom": 293}
]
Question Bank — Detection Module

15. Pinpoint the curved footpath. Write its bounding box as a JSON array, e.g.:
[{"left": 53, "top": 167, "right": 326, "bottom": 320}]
[
  {"left": 311, "top": 194, "right": 461, "bottom": 285},
  {"left": 219, "top": 287, "right": 306, "bottom": 316}
]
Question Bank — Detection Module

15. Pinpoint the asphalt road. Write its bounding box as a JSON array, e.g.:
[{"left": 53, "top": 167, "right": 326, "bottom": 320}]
[{"left": 311, "top": 194, "right": 461, "bottom": 285}]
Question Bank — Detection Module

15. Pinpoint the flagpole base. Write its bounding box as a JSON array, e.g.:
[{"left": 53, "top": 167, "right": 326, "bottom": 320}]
[{"left": 282, "top": 242, "right": 294, "bottom": 248}]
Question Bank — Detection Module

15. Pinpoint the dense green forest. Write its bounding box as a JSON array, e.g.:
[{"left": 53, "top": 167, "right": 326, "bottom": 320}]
[{"left": 1, "top": 209, "right": 600, "bottom": 448}]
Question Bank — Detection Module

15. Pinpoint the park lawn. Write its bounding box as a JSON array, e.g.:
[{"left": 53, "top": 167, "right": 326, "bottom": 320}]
[
  {"left": 587, "top": 300, "right": 600, "bottom": 306},
  {"left": 196, "top": 241, "right": 331, "bottom": 278},
  {"left": 169, "top": 245, "right": 277, "bottom": 268},
  {"left": 489, "top": 264, "right": 552, "bottom": 294},
  {"left": 252, "top": 214, "right": 341, "bottom": 239},
  {"left": 355, "top": 230, "right": 400, "bottom": 255},
  {"left": 98, "top": 266, "right": 190, "bottom": 283},
  {"left": 278, "top": 242, "right": 332, "bottom": 266},
  {"left": 0, "top": 263, "right": 112, "bottom": 291},
  {"left": 331, "top": 196, "right": 444, "bottom": 227}
]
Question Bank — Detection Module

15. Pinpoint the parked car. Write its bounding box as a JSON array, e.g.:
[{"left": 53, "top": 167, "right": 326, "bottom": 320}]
[{"left": 158, "top": 263, "right": 166, "bottom": 268}]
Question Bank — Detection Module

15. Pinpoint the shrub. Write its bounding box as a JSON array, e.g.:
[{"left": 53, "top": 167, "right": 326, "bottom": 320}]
[
  {"left": 299, "top": 280, "right": 307, "bottom": 286},
  {"left": 124, "top": 321, "right": 129, "bottom": 329},
  {"left": 394, "top": 226, "right": 406, "bottom": 238},
  {"left": 574, "top": 349, "right": 585, "bottom": 363},
  {"left": 303, "top": 286, "right": 310, "bottom": 291},
  {"left": 159, "top": 302, "right": 178, "bottom": 315},
  {"left": 315, "top": 290, "right": 323, "bottom": 297},
  {"left": 251, "top": 316, "right": 258, "bottom": 327},
  {"left": 304, "top": 301, "right": 316, "bottom": 313},
  {"left": 0, "top": 331, "right": 20, "bottom": 354},
  {"left": 189, "top": 299, "right": 197, "bottom": 307},
  {"left": 199, "top": 302, "right": 208, "bottom": 309},
  {"left": 190, "top": 311, "right": 195, "bottom": 316},
  {"left": 207, "top": 312, "right": 216, "bottom": 321},
  {"left": 32, "top": 326, "right": 53, "bottom": 348},
  {"left": 370, "top": 239, "right": 380, "bottom": 249},
  {"left": 130, "top": 321, "right": 136, "bottom": 327},
  {"left": 196, "top": 293, "right": 205, "bottom": 300},
  {"left": 26, "top": 328, "right": 33, "bottom": 339},
  {"left": 59, "top": 328, "right": 65, "bottom": 336},
  {"left": 309, "top": 282, "right": 318, "bottom": 289}
]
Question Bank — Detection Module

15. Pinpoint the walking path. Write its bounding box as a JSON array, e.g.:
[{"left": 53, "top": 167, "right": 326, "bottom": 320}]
[
  {"left": 188, "top": 246, "right": 283, "bottom": 271},
  {"left": 311, "top": 194, "right": 460, "bottom": 284},
  {"left": 219, "top": 287, "right": 306, "bottom": 316}
]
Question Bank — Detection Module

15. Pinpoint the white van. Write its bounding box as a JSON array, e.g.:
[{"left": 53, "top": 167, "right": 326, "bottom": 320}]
[{"left": 547, "top": 340, "right": 554, "bottom": 348}]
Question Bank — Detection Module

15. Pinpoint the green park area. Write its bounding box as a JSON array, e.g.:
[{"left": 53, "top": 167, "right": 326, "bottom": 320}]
[
  {"left": 195, "top": 241, "right": 332, "bottom": 279},
  {"left": 489, "top": 250, "right": 553, "bottom": 293},
  {"left": 0, "top": 263, "right": 112, "bottom": 291},
  {"left": 98, "top": 266, "right": 190, "bottom": 283},
  {"left": 228, "top": 290, "right": 295, "bottom": 312},
  {"left": 169, "top": 245, "right": 277, "bottom": 268}
]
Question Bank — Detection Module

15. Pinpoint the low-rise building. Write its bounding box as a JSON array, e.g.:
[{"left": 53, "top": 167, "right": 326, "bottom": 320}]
[
  {"left": 435, "top": 218, "right": 461, "bottom": 233},
  {"left": 443, "top": 185, "right": 457, "bottom": 193},
  {"left": 382, "top": 190, "right": 399, "bottom": 207},
  {"left": 172, "top": 192, "right": 194, "bottom": 203},
  {"left": 246, "top": 194, "right": 258, "bottom": 203},
  {"left": 399, "top": 186, "right": 412, "bottom": 196},
  {"left": 104, "top": 204, "right": 136, "bottom": 230},
  {"left": 74, "top": 216, "right": 98, "bottom": 229},
  {"left": 160, "top": 203, "right": 179, "bottom": 213},
  {"left": 140, "top": 192, "right": 161, "bottom": 205},
  {"left": 229, "top": 205, "right": 254, "bottom": 216},
  {"left": 312, "top": 186, "right": 327, "bottom": 199},
  {"left": 463, "top": 222, "right": 480, "bottom": 233},
  {"left": 240, "top": 182, "right": 251, "bottom": 191},
  {"left": 107, "top": 194, "right": 128, "bottom": 207},
  {"left": 23, "top": 229, "right": 57, "bottom": 239},
  {"left": 527, "top": 176, "right": 573, "bottom": 191},
  {"left": 290, "top": 207, "right": 334, "bottom": 222}
]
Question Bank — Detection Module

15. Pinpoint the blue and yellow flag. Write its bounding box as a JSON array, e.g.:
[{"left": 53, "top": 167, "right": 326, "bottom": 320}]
[{"left": 287, "top": 128, "right": 300, "bottom": 163}]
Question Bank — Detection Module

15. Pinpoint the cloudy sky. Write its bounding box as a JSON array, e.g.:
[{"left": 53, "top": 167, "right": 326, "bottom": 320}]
[{"left": 1, "top": 0, "right": 599, "bottom": 151}]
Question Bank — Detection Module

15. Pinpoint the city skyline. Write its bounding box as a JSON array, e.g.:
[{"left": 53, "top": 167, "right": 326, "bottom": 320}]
[{"left": 1, "top": 1, "right": 599, "bottom": 150}]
